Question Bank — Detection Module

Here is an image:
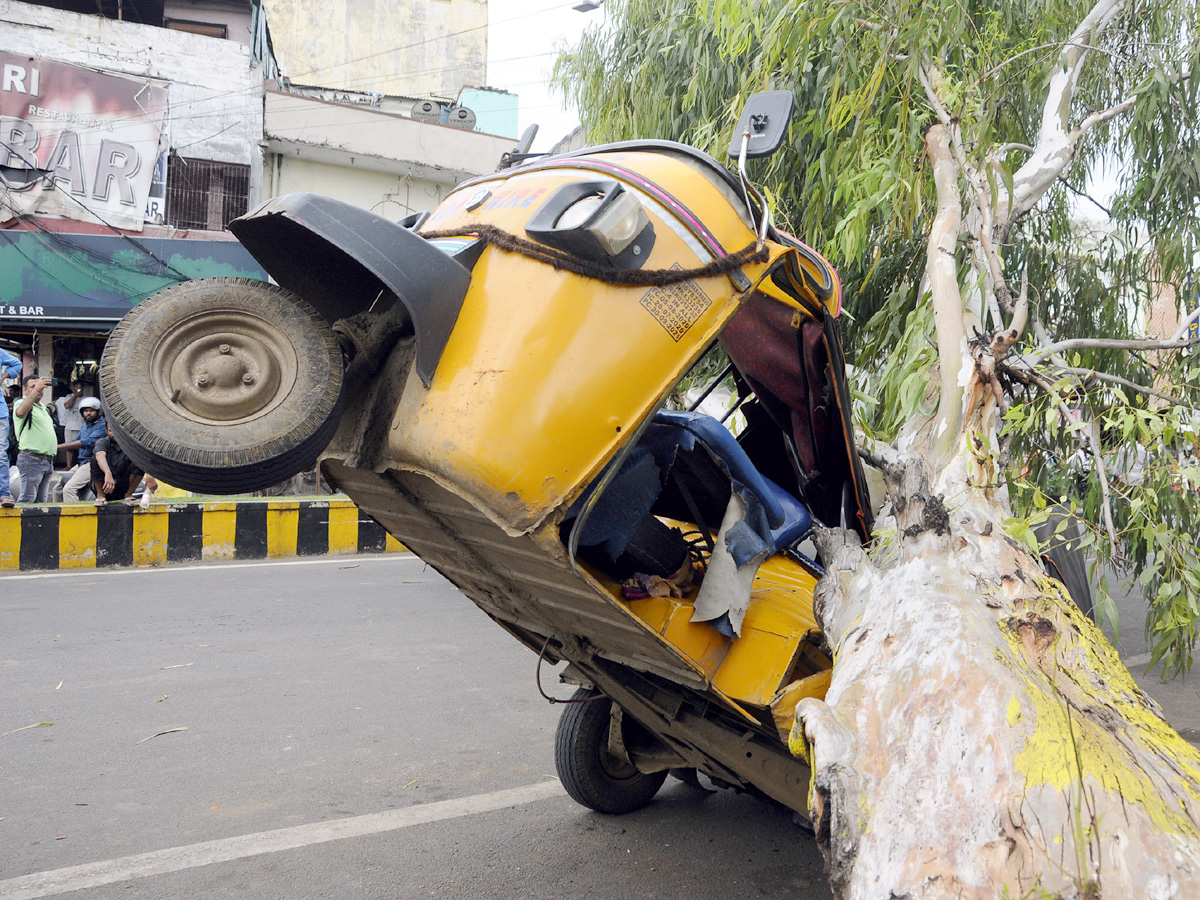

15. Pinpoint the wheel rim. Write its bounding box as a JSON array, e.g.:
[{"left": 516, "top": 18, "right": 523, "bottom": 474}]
[
  {"left": 152, "top": 310, "right": 298, "bottom": 425},
  {"left": 598, "top": 744, "right": 641, "bottom": 782}
]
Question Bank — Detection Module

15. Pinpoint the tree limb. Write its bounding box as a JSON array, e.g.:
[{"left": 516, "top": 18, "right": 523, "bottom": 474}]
[
  {"left": 917, "top": 61, "right": 954, "bottom": 127},
  {"left": 1025, "top": 334, "right": 1200, "bottom": 366},
  {"left": 1171, "top": 305, "right": 1200, "bottom": 343},
  {"left": 1004, "top": 0, "right": 1126, "bottom": 228},
  {"left": 920, "top": 59, "right": 1016, "bottom": 317},
  {"left": 994, "top": 142, "right": 1035, "bottom": 156},
  {"left": 993, "top": 266, "right": 1030, "bottom": 356},
  {"left": 1057, "top": 174, "right": 1113, "bottom": 216},
  {"left": 925, "top": 124, "right": 969, "bottom": 460},
  {"left": 1048, "top": 365, "right": 1190, "bottom": 407},
  {"left": 1073, "top": 96, "right": 1137, "bottom": 138},
  {"left": 1003, "top": 345, "right": 1192, "bottom": 406},
  {"left": 980, "top": 40, "right": 1111, "bottom": 81},
  {"left": 858, "top": 441, "right": 902, "bottom": 470}
]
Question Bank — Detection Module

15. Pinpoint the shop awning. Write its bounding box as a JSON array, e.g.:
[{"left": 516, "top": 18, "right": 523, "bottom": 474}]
[{"left": 0, "top": 228, "right": 268, "bottom": 332}]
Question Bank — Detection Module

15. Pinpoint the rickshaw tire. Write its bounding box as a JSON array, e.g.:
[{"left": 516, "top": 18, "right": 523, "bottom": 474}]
[
  {"left": 98, "top": 278, "right": 345, "bottom": 495},
  {"left": 554, "top": 688, "right": 667, "bottom": 815}
]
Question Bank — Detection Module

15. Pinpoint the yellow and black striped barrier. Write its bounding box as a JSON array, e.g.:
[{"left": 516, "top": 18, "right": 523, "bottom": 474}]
[{"left": 0, "top": 498, "right": 405, "bottom": 572}]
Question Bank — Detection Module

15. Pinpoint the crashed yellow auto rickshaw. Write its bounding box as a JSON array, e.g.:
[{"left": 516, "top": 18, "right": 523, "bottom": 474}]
[{"left": 101, "top": 92, "right": 875, "bottom": 817}]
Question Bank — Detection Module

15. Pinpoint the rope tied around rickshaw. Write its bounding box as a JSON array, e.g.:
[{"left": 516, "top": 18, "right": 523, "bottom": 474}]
[{"left": 421, "top": 224, "right": 768, "bottom": 287}]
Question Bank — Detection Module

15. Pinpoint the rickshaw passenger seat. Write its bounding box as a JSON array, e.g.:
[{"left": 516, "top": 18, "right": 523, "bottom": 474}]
[
  {"left": 565, "top": 410, "right": 815, "bottom": 578},
  {"left": 651, "top": 410, "right": 813, "bottom": 550},
  {"left": 764, "top": 475, "right": 813, "bottom": 548}
]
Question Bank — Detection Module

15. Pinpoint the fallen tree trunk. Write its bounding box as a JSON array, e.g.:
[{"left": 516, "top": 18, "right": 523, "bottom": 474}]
[{"left": 793, "top": 458, "right": 1200, "bottom": 899}]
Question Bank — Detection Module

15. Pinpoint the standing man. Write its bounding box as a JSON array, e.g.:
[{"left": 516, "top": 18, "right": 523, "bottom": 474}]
[
  {"left": 56, "top": 380, "right": 86, "bottom": 468},
  {"left": 59, "top": 397, "right": 106, "bottom": 502},
  {"left": 0, "top": 347, "right": 23, "bottom": 508},
  {"left": 13, "top": 375, "right": 58, "bottom": 503}
]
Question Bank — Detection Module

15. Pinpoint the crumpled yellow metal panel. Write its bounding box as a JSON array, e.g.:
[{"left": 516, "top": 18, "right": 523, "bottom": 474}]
[{"left": 387, "top": 155, "right": 791, "bottom": 534}]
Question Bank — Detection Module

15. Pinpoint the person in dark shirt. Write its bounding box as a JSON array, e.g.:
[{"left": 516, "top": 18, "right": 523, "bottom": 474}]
[{"left": 91, "top": 423, "right": 146, "bottom": 506}]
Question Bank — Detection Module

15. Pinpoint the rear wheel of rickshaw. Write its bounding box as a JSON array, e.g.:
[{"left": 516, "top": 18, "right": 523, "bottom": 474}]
[
  {"left": 98, "top": 278, "right": 345, "bottom": 495},
  {"left": 554, "top": 688, "right": 668, "bottom": 814}
]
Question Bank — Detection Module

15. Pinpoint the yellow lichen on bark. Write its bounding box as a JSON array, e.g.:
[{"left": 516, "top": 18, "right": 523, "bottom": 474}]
[{"left": 1003, "top": 578, "right": 1200, "bottom": 839}]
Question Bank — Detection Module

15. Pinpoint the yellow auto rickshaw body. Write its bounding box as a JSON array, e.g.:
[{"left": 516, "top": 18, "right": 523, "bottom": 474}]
[{"left": 320, "top": 143, "right": 844, "bottom": 813}]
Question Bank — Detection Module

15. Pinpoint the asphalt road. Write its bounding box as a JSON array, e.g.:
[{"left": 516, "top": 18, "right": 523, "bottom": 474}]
[{"left": 0, "top": 556, "right": 830, "bottom": 900}]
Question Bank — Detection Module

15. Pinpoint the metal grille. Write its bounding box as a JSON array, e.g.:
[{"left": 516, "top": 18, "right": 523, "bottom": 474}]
[{"left": 165, "top": 157, "right": 250, "bottom": 231}]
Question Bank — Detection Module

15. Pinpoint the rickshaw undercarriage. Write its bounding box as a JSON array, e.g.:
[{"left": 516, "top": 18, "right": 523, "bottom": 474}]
[{"left": 324, "top": 456, "right": 814, "bottom": 816}]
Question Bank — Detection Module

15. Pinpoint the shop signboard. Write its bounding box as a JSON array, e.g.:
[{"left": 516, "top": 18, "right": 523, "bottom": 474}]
[{"left": 0, "top": 52, "right": 168, "bottom": 232}]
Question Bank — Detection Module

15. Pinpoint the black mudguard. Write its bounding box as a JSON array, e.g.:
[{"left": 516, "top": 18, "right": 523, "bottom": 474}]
[{"left": 230, "top": 192, "right": 470, "bottom": 386}]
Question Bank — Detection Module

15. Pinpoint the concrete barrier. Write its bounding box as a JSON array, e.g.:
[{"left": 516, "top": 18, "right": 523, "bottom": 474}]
[{"left": 0, "top": 498, "right": 406, "bottom": 572}]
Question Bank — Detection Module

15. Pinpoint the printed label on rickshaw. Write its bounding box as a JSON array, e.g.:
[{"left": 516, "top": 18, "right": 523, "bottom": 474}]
[{"left": 638, "top": 266, "right": 712, "bottom": 341}]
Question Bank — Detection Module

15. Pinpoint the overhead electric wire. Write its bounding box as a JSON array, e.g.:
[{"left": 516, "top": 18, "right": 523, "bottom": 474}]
[
  {"left": 1, "top": 138, "right": 194, "bottom": 283},
  {"left": 3, "top": 3, "right": 583, "bottom": 141},
  {"left": 0, "top": 190, "right": 181, "bottom": 303}
]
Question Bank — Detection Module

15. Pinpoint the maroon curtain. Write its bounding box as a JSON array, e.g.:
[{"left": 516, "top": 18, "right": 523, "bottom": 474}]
[{"left": 720, "top": 291, "right": 872, "bottom": 541}]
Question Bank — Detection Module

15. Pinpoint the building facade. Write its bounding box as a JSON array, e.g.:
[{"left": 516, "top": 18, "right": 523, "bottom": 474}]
[{"left": 1, "top": 0, "right": 516, "bottom": 411}]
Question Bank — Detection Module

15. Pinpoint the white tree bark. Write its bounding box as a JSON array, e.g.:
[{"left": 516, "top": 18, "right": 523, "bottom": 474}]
[
  {"left": 788, "top": 1, "right": 1200, "bottom": 895},
  {"left": 796, "top": 468, "right": 1200, "bottom": 898},
  {"left": 1006, "top": 0, "right": 1126, "bottom": 223},
  {"left": 924, "top": 124, "right": 969, "bottom": 465}
]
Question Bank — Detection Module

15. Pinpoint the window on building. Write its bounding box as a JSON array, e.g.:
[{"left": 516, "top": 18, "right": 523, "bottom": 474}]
[
  {"left": 165, "top": 18, "right": 228, "bottom": 38},
  {"left": 165, "top": 157, "right": 250, "bottom": 231},
  {"left": 28, "top": 1, "right": 166, "bottom": 27}
]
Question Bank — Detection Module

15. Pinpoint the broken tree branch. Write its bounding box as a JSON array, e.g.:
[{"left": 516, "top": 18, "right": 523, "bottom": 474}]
[{"left": 1025, "top": 334, "right": 1200, "bottom": 367}]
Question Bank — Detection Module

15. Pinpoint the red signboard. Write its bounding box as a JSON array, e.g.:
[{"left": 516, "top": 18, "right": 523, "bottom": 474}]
[{"left": 0, "top": 53, "right": 168, "bottom": 231}]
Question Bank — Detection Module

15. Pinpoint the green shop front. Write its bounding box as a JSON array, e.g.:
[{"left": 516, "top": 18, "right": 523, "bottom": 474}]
[{"left": 0, "top": 223, "right": 267, "bottom": 394}]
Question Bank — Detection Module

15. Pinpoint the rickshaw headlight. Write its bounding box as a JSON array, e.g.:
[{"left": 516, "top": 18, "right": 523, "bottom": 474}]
[
  {"left": 525, "top": 179, "right": 654, "bottom": 267},
  {"left": 556, "top": 190, "right": 648, "bottom": 256}
]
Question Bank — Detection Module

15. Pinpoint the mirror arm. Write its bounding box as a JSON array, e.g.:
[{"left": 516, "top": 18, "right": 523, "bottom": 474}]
[{"left": 736, "top": 129, "right": 772, "bottom": 245}]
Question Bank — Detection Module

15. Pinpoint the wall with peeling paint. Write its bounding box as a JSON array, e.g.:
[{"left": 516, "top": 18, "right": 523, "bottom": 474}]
[
  {"left": 261, "top": 0, "right": 487, "bottom": 100},
  {"left": 0, "top": 0, "right": 264, "bottom": 176},
  {"left": 262, "top": 89, "right": 514, "bottom": 219}
]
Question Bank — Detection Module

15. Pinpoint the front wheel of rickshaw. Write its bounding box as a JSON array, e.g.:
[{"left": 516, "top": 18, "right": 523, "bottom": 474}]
[
  {"left": 98, "top": 278, "right": 345, "bottom": 495},
  {"left": 554, "top": 688, "right": 668, "bottom": 815}
]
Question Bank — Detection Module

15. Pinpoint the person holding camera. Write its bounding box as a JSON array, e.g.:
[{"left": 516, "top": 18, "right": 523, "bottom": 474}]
[
  {"left": 13, "top": 375, "right": 58, "bottom": 503},
  {"left": 58, "top": 397, "right": 106, "bottom": 502},
  {"left": 55, "top": 379, "right": 86, "bottom": 467}
]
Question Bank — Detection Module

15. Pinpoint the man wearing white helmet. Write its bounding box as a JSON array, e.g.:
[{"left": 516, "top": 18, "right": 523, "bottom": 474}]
[{"left": 58, "top": 397, "right": 107, "bottom": 503}]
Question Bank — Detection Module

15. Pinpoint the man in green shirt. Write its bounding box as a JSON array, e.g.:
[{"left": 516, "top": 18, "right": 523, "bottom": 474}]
[{"left": 13, "top": 375, "right": 59, "bottom": 503}]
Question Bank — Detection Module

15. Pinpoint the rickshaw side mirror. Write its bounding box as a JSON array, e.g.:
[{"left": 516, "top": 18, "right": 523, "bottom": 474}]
[{"left": 727, "top": 90, "right": 795, "bottom": 160}]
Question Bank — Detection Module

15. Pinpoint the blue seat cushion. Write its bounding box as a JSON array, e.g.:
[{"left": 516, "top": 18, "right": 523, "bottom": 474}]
[
  {"left": 651, "top": 410, "right": 813, "bottom": 563},
  {"left": 763, "top": 475, "right": 813, "bottom": 548}
]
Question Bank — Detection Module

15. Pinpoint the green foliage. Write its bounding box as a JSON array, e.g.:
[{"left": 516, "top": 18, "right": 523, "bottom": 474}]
[
  {"left": 555, "top": 0, "right": 1200, "bottom": 671},
  {"left": 1005, "top": 369, "right": 1200, "bottom": 676}
]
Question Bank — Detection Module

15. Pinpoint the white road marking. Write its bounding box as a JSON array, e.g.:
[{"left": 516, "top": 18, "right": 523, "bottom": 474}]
[
  {"left": 0, "top": 553, "right": 421, "bottom": 581},
  {"left": 0, "top": 781, "right": 564, "bottom": 900}
]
